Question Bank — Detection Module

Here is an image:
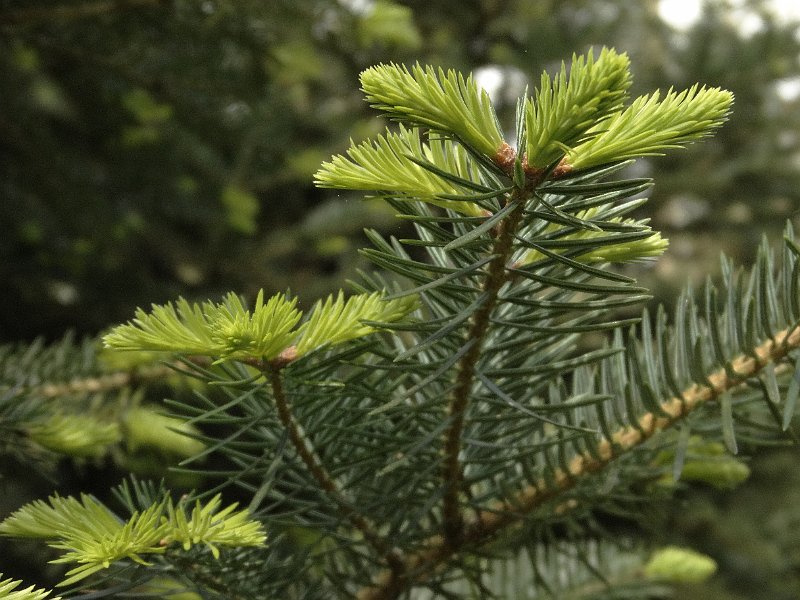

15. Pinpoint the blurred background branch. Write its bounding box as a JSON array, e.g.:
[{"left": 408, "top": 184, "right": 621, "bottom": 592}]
[{"left": 0, "top": 0, "right": 164, "bottom": 25}]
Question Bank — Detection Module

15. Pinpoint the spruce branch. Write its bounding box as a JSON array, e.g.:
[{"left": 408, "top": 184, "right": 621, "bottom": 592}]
[
  {"left": 0, "top": 337, "right": 207, "bottom": 465},
  {"left": 0, "top": 494, "right": 168, "bottom": 586},
  {"left": 477, "top": 324, "right": 800, "bottom": 530},
  {"left": 0, "top": 335, "right": 176, "bottom": 407},
  {"left": 34, "top": 364, "right": 174, "bottom": 399},
  {"left": 359, "top": 63, "right": 505, "bottom": 158},
  {"left": 0, "top": 492, "right": 265, "bottom": 588},
  {"left": 26, "top": 48, "right": 782, "bottom": 600},
  {"left": 442, "top": 190, "right": 534, "bottom": 545}
]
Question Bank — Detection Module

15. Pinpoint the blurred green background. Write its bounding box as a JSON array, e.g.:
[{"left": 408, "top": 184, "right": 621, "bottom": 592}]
[{"left": 1, "top": 0, "right": 800, "bottom": 597}]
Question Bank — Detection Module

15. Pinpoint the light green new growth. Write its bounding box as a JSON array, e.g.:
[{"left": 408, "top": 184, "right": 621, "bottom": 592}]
[
  {"left": 295, "top": 290, "right": 419, "bottom": 354},
  {"left": 0, "top": 494, "right": 126, "bottom": 540},
  {"left": 0, "top": 494, "right": 167, "bottom": 586},
  {"left": 581, "top": 228, "right": 667, "bottom": 262},
  {"left": 644, "top": 547, "right": 718, "bottom": 584},
  {"left": 164, "top": 494, "right": 266, "bottom": 559},
  {"left": 0, "top": 493, "right": 265, "bottom": 587},
  {"left": 102, "top": 296, "right": 227, "bottom": 356},
  {"left": 123, "top": 406, "right": 205, "bottom": 458},
  {"left": 524, "top": 47, "right": 631, "bottom": 169},
  {"left": 359, "top": 62, "right": 504, "bottom": 157},
  {"left": 314, "top": 125, "right": 489, "bottom": 216},
  {"left": 104, "top": 289, "right": 417, "bottom": 363},
  {"left": 654, "top": 437, "right": 751, "bottom": 489},
  {"left": 518, "top": 205, "right": 668, "bottom": 266},
  {"left": 51, "top": 501, "right": 167, "bottom": 586},
  {"left": 568, "top": 84, "right": 733, "bottom": 169},
  {"left": 26, "top": 413, "right": 122, "bottom": 458},
  {"left": 0, "top": 575, "right": 58, "bottom": 600},
  {"left": 206, "top": 290, "right": 302, "bottom": 361}
]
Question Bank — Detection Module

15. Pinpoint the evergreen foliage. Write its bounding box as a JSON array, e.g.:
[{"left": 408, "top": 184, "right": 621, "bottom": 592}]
[
  {"left": 0, "top": 488, "right": 264, "bottom": 587},
  {"left": 1, "top": 47, "right": 799, "bottom": 599},
  {"left": 566, "top": 85, "right": 733, "bottom": 170},
  {"left": 523, "top": 47, "right": 631, "bottom": 170},
  {"left": 104, "top": 290, "right": 417, "bottom": 362},
  {"left": 359, "top": 63, "right": 505, "bottom": 157},
  {"left": 0, "top": 575, "right": 56, "bottom": 600}
]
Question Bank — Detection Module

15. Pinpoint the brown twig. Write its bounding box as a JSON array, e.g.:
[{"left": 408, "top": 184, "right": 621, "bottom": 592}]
[
  {"left": 441, "top": 193, "right": 527, "bottom": 544},
  {"left": 265, "top": 362, "right": 402, "bottom": 573},
  {"left": 441, "top": 148, "right": 545, "bottom": 546}
]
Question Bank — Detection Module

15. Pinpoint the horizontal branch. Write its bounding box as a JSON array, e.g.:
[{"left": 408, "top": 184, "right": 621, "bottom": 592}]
[
  {"left": 33, "top": 363, "right": 175, "bottom": 399},
  {"left": 356, "top": 323, "right": 800, "bottom": 599},
  {"left": 266, "top": 364, "right": 403, "bottom": 573}
]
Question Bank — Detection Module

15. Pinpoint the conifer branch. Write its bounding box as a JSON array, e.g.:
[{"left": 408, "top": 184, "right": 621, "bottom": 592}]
[
  {"left": 442, "top": 180, "right": 540, "bottom": 545},
  {"left": 264, "top": 363, "right": 402, "bottom": 572},
  {"left": 8, "top": 48, "right": 769, "bottom": 600},
  {"left": 103, "top": 290, "right": 416, "bottom": 364},
  {"left": 357, "top": 322, "right": 800, "bottom": 598},
  {"left": 0, "top": 493, "right": 265, "bottom": 588},
  {"left": 34, "top": 364, "right": 175, "bottom": 399}
]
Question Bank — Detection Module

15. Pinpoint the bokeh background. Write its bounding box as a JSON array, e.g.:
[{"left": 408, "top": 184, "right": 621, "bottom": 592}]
[{"left": 2, "top": 0, "right": 800, "bottom": 597}]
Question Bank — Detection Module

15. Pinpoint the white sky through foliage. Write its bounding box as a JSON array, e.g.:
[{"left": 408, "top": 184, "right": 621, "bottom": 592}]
[
  {"left": 475, "top": 1, "right": 800, "bottom": 105},
  {"left": 657, "top": 0, "right": 800, "bottom": 101},
  {"left": 658, "top": 0, "right": 800, "bottom": 33}
]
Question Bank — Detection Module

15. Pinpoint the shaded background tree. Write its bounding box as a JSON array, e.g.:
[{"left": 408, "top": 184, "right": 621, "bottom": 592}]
[{"left": 1, "top": 0, "right": 799, "bottom": 597}]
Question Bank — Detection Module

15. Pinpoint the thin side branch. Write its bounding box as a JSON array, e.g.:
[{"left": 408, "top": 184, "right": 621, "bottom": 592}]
[
  {"left": 358, "top": 323, "right": 800, "bottom": 599},
  {"left": 34, "top": 363, "right": 175, "bottom": 398},
  {"left": 265, "top": 363, "right": 402, "bottom": 572}
]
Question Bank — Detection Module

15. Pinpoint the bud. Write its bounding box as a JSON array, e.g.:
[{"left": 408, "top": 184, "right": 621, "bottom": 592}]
[
  {"left": 27, "top": 414, "right": 121, "bottom": 459},
  {"left": 654, "top": 438, "right": 751, "bottom": 490},
  {"left": 644, "top": 546, "right": 717, "bottom": 583},
  {"left": 679, "top": 458, "right": 750, "bottom": 489},
  {"left": 579, "top": 229, "right": 668, "bottom": 263},
  {"left": 123, "top": 406, "right": 205, "bottom": 458}
]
